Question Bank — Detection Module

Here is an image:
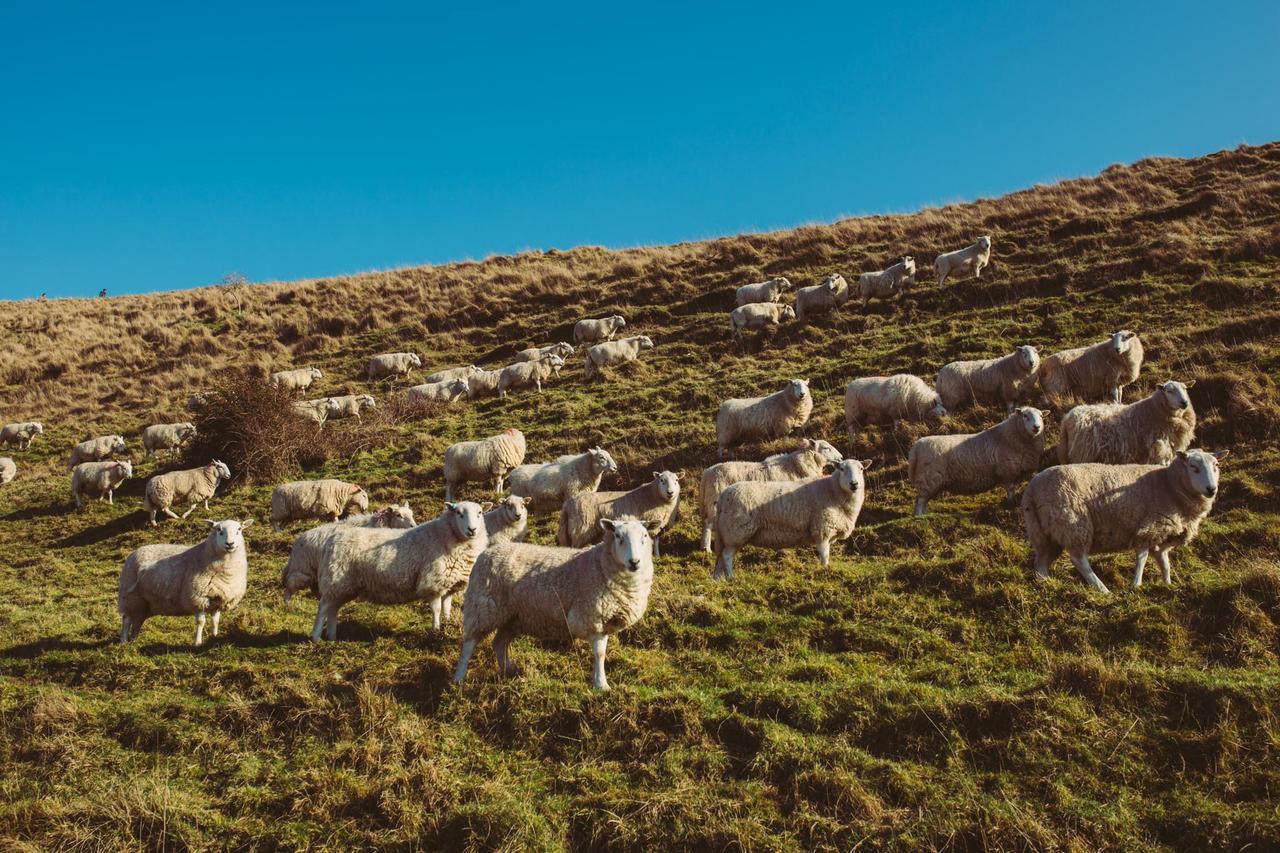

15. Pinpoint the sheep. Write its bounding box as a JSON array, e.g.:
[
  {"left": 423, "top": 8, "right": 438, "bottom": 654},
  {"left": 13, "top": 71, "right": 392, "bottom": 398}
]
[
  {"left": 426, "top": 364, "right": 481, "bottom": 384},
  {"left": 0, "top": 421, "right": 43, "bottom": 450},
  {"left": 186, "top": 392, "right": 209, "bottom": 412},
  {"left": 324, "top": 394, "right": 376, "bottom": 421},
  {"left": 908, "top": 407, "right": 1046, "bottom": 516},
  {"left": 936, "top": 346, "right": 1041, "bottom": 412},
  {"left": 406, "top": 378, "right": 468, "bottom": 404},
  {"left": 443, "top": 428, "right": 527, "bottom": 501},
  {"left": 557, "top": 471, "right": 681, "bottom": 554},
  {"left": 143, "top": 460, "right": 233, "bottom": 525},
  {"left": 844, "top": 375, "right": 947, "bottom": 440},
  {"left": 367, "top": 352, "right": 422, "bottom": 382},
  {"left": 498, "top": 353, "right": 565, "bottom": 397},
  {"left": 582, "top": 335, "right": 653, "bottom": 381},
  {"left": 141, "top": 422, "right": 198, "bottom": 457},
  {"left": 573, "top": 315, "right": 626, "bottom": 345},
  {"left": 66, "top": 435, "right": 127, "bottom": 469},
  {"left": 71, "top": 460, "right": 133, "bottom": 508},
  {"left": 281, "top": 504, "right": 416, "bottom": 603},
  {"left": 0, "top": 457, "right": 15, "bottom": 485},
  {"left": 515, "top": 342, "right": 574, "bottom": 363},
  {"left": 1058, "top": 380, "right": 1196, "bottom": 466},
  {"left": 729, "top": 302, "right": 795, "bottom": 342},
  {"left": 735, "top": 276, "right": 794, "bottom": 307},
  {"left": 858, "top": 257, "right": 916, "bottom": 308},
  {"left": 715, "top": 379, "right": 812, "bottom": 459},
  {"left": 934, "top": 235, "right": 992, "bottom": 286},
  {"left": 1040, "top": 331, "right": 1144, "bottom": 404},
  {"left": 713, "top": 458, "right": 871, "bottom": 580},
  {"left": 118, "top": 519, "right": 254, "bottom": 645},
  {"left": 270, "top": 479, "right": 369, "bottom": 530},
  {"left": 454, "top": 517, "right": 655, "bottom": 691},
  {"left": 484, "top": 495, "right": 529, "bottom": 545},
  {"left": 509, "top": 446, "right": 619, "bottom": 514},
  {"left": 269, "top": 367, "right": 323, "bottom": 393},
  {"left": 1021, "top": 449, "right": 1227, "bottom": 593},
  {"left": 699, "top": 438, "right": 843, "bottom": 551},
  {"left": 465, "top": 369, "right": 503, "bottom": 400},
  {"left": 794, "top": 273, "right": 850, "bottom": 323},
  {"left": 310, "top": 501, "right": 487, "bottom": 640},
  {"left": 293, "top": 398, "right": 334, "bottom": 424}
]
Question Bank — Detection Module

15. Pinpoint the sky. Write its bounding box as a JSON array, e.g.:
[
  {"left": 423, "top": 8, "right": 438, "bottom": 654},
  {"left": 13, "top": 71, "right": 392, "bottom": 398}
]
[{"left": 1, "top": 1, "right": 1278, "bottom": 300}]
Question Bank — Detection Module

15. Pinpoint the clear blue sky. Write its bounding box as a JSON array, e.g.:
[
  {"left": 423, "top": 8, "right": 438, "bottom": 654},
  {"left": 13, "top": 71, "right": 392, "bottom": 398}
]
[{"left": 2, "top": 1, "right": 1277, "bottom": 299}]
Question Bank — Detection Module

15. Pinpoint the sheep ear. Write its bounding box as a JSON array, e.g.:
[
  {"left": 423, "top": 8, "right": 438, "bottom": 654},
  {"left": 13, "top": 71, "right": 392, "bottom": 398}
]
[
  {"left": 204, "top": 519, "right": 217, "bottom": 528},
  {"left": 480, "top": 501, "right": 494, "bottom": 512},
  {"left": 1175, "top": 451, "right": 1188, "bottom": 461},
  {"left": 859, "top": 458, "right": 876, "bottom": 471},
  {"left": 241, "top": 518, "right": 254, "bottom": 529},
  {"left": 1212, "top": 449, "right": 1230, "bottom": 460},
  {"left": 821, "top": 461, "right": 838, "bottom": 475},
  {"left": 444, "top": 501, "right": 458, "bottom": 511},
  {"left": 1184, "top": 379, "right": 1196, "bottom": 388},
  {"left": 652, "top": 471, "right": 660, "bottom": 480},
  {"left": 599, "top": 518, "right": 618, "bottom": 533}
]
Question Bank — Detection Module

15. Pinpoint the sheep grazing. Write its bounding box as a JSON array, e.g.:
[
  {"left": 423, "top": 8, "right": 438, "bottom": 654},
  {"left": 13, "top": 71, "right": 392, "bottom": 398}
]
[
  {"left": 713, "top": 458, "right": 871, "bottom": 580},
  {"left": 558, "top": 471, "right": 681, "bottom": 554},
  {"left": 515, "top": 342, "right": 574, "bottom": 363},
  {"left": 498, "top": 353, "right": 565, "bottom": 397},
  {"left": 1021, "top": 449, "right": 1227, "bottom": 593},
  {"left": 0, "top": 457, "right": 15, "bottom": 485},
  {"left": 844, "top": 375, "right": 947, "bottom": 440},
  {"left": 509, "top": 446, "right": 619, "bottom": 514},
  {"left": 934, "top": 235, "right": 992, "bottom": 286},
  {"left": 443, "top": 428, "right": 527, "bottom": 501},
  {"left": 735, "top": 276, "right": 794, "bottom": 307},
  {"left": 406, "top": 378, "right": 468, "bottom": 404},
  {"left": 66, "top": 435, "right": 127, "bottom": 469},
  {"left": 1040, "top": 331, "right": 1144, "bottom": 404},
  {"left": 271, "top": 479, "right": 369, "bottom": 530},
  {"left": 0, "top": 421, "right": 44, "bottom": 451},
  {"left": 858, "top": 257, "right": 916, "bottom": 308},
  {"left": 454, "top": 517, "right": 655, "bottom": 691},
  {"left": 730, "top": 302, "right": 795, "bottom": 342},
  {"left": 367, "top": 352, "right": 422, "bottom": 382},
  {"left": 141, "top": 422, "right": 198, "bottom": 457},
  {"left": 936, "top": 346, "right": 1041, "bottom": 412},
  {"left": 1059, "top": 380, "right": 1196, "bottom": 465},
  {"left": 71, "top": 460, "right": 133, "bottom": 508},
  {"left": 794, "top": 273, "right": 850, "bottom": 323},
  {"left": 119, "top": 519, "right": 253, "bottom": 645},
  {"left": 465, "top": 369, "right": 503, "bottom": 400},
  {"left": 574, "top": 315, "right": 626, "bottom": 345},
  {"left": 280, "top": 504, "right": 416, "bottom": 603},
  {"left": 909, "top": 407, "right": 1046, "bottom": 516},
  {"left": 715, "top": 379, "right": 812, "bottom": 459},
  {"left": 144, "top": 460, "right": 233, "bottom": 525},
  {"left": 324, "top": 394, "right": 376, "bottom": 421},
  {"left": 426, "top": 364, "right": 481, "bottom": 384},
  {"left": 292, "top": 398, "right": 334, "bottom": 424},
  {"left": 311, "top": 502, "right": 487, "bottom": 640},
  {"left": 270, "top": 366, "right": 323, "bottom": 394},
  {"left": 699, "top": 438, "right": 843, "bottom": 551},
  {"left": 484, "top": 495, "right": 529, "bottom": 545},
  {"left": 583, "top": 335, "right": 653, "bottom": 381}
]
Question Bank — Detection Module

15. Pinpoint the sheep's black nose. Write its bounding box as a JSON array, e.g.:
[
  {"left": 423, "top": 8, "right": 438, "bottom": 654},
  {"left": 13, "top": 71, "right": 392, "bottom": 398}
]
[
  {"left": 1206, "top": 486, "right": 1217, "bottom": 497},
  {"left": 627, "top": 559, "right": 640, "bottom": 571}
]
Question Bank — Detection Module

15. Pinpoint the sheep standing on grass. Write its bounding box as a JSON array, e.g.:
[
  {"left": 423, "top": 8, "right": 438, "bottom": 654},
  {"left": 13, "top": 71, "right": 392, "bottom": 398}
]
[
  {"left": 0, "top": 457, "right": 15, "bottom": 485},
  {"left": 515, "top": 342, "right": 574, "bottom": 364},
  {"left": 1059, "top": 381, "right": 1196, "bottom": 465},
  {"left": 498, "top": 353, "right": 566, "bottom": 397},
  {"left": 71, "top": 460, "right": 133, "bottom": 508},
  {"left": 574, "top": 315, "right": 626, "bottom": 345},
  {"left": 1, "top": 422, "right": 43, "bottom": 451},
  {"left": 858, "top": 257, "right": 916, "bottom": 308},
  {"left": 583, "top": 335, "right": 654, "bottom": 381},
  {"left": 909, "top": 407, "right": 1046, "bottom": 516},
  {"left": 713, "top": 458, "right": 871, "bottom": 580},
  {"left": 324, "top": 394, "right": 376, "bottom": 421},
  {"left": 293, "top": 398, "right": 334, "bottom": 424},
  {"left": 67, "top": 435, "right": 127, "bottom": 469},
  {"left": 484, "top": 495, "right": 529, "bottom": 546},
  {"left": 1040, "top": 331, "right": 1144, "bottom": 404},
  {"left": 281, "top": 504, "right": 416, "bottom": 603},
  {"left": 730, "top": 302, "right": 795, "bottom": 343},
  {"left": 443, "top": 428, "right": 527, "bottom": 501},
  {"left": 934, "top": 236, "right": 992, "bottom": 286},
  {"left": 270, "top": 367, "right": 323, "bottom": 394},
  {"left": 735, "top": 276, "right": 794, "bottom": 307},
  {"left": 1022, "top": 449, "right": 1227, "bottom": 593},
  {"left": 142, "top": 422, "right": 198, "bottom": 457},
  {"left": 794, "top": 273, "right": 850, "bottom": 323},
  {"left": 465, "top": 369, "right": 503, "bottom": 400},
  {"left": 715, "top": 379, "right": 812, "bottom": 459},
  {"left": 144, "top": 460, "right": 232, "bottom": 525},
  {"left": 407, "top": 378, "right": 468, "bottom": 404},
  {"left": 844, "top": 375, "right": 947, "bottom": 440},
  {"left": 937, "top": 346, "right": 1041, "bottom": 412},
  {"left": 509, "top": 446, "right": 619, "bottom": 514},
  {"left": 558, "top": 471, "right": 681, "bottom": 554},
  {"left": 367, "top": 352, "right": 422, "bottom": 382},
  {"left": 271, "top": 479, "right": 369, "bottom": 530},
  {"left": 119, "top": 519, "right": 253, "bottom": 645},
  {"left": 426, "top": 364, "right": 481, "bottom": 384},
  {"left": 454, "top": 517, "right": 655, "bottom": 691}
]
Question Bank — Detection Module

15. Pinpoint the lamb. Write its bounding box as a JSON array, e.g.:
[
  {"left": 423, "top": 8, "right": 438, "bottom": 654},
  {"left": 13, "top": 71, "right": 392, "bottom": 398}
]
[
  {"left": 1058, "top": 381, "right": 1196, "bottom": 466},
  {"left": 324, "top": 394, "right": 376, "bottom": 421},
  {"left": 936, "top": 346, "right": 1041, "bottom": 412},
  {"left": 426, "top": 364, "right": 481, "bottom": 384},
  {"left": 66, "top": 435, "right": 127, "bottom": 469},
  {"left": 713, "top": 458, "right": 871, "bottom": 580},
  {"left": 573, "top": 315, "right": 626, "bottom": 345},
  {"left": 1021, "top": 449, "right": 1227, "bottom": 593},
  {"left": 498, "top": 353, "right": 565, "bottom": 397},
  {"left": 515, "top": 342, "right": 574, "bottom": 363},
  {"left": 583, "top": 335, "right": 654, "bottom": 380},
  {"left": 141, "top": 422, "right": 198, "bottom": 457},
  {"left": 844, "top": 375, "right": 947, "bottom": 440},
  {"left": 443, "top": 428, "right": 527, "bottom": 501},
  {"left": 455, "top": 518, "right": 655, "bottom": 690},
  {"left": 858, "top": 257, "right": 916, "bottom": 308},
  {"left": 0, "top": 457, "right": 15, "bottom": 485},
  {"left": 699, "top": 438, "right": 843, "bottom": 551},
  {"left": 735, "top": 276, "right": 794, "bottom": 307},
  {"left": 1040, "top": 331, "right": 1144, "bottom": 404},
  {"left": 908, "top": 407, "right": 1046, "bottom": 516},
  {"left": 484, "top": 495, "right": 529, "bottom": 545},
  {"left": 143, "top": 460, "right": 233, "bottom": 525},
  {"left": 367, "top": 352, "right": 422, "bottom": 382},
  {"left": 934, "top": 235, "right": 992, "bottom": 286},
  {"left": 270, "top": 479, "right": 369, "bottom": 530},
  {"left": 310, "top": 502, "right": 487, "bottom": 640},
  {"left": 509, "top": 446, "right": 619, "bottom": 514},
  {"left": 557, "top": 471, "right": 681, "bottom": 554},
  {"left": 0, "top": 421, "right": 43, "bottom": 450},
  {"left": 293, "top": 398, "right": 334, "bottom": 424},
  {"left": 280, "top": 504, "right": 416, "bottom": 603},
  {"left": 406, "top": 378, "right": 469, "bottom": 404},
  {"left": 729, "top": 302, "right": 795, "bottom": 342},
  {"left": 71, "top": 460, "right": 133, "bottom": 508},
  {"left": 270, "top": 367, "right": 323, "bottom": 393},
  {"left": 794, "top": 273, "right": 850, "bottom": 323},
  {"left": 118, "top": 519, "right": 253, "bottom": 645},
  {"left": 715, "top": 379, "right": 812, "bottom": 459}
]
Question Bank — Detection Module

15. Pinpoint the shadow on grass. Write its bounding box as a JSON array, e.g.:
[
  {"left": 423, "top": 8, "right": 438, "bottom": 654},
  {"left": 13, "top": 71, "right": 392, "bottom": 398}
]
[
  {"left": 0, "top": 635, "right": 114, "bottom": 659},
  {"left": 54, "top": 510, "right": 147, "bottom": 548},
  {"left": 1, "top": 501, "right": 67, "bottom": 522}
]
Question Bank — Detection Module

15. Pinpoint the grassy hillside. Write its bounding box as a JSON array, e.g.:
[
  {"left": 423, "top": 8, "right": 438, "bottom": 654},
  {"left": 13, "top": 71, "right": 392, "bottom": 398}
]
[{"left": 2, "top": 143, "right": 1279, "bottom": 849}]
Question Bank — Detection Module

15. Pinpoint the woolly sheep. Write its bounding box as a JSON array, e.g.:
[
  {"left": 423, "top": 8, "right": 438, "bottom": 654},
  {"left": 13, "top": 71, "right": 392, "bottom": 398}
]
[
  {"left": 281, "top": 504, "right": 416, "bottom": 603},
  {"left": 730, "top": 302, "right": 795, "bottom": 342},
  {"left": 1040, "top": 331, "right": 1144, "bottom": 404},
  {"left": 119, "top": 518, "right": 254, "bottom": 645},
  {"left": 271, "top": 479, "right": 369, "bottom": 530},
  {"left": 367, "top": 352, "right": 422, "bottom": 382},
  {"left": 141, "top": 422, "right": 198, "bottom": 457},
  {"left": 735, "top": 276, "right": 794, "bottom": 307},
  {"left": 66, "top": 435, "right": 127, "bottom": 469},
  {"left": 465, "top": 369, "right": 503, "bottom": 400},
  {"left": 573, "top": 315, "right": 626, "bottom": 345},
  {"left": 71, "top": 460, "right": 133, "bottom": 508},
  {"left": 844, "top": 375, "right": 947, "bottom": 440},
  {"left": 908, "top": 407, "right": 1046, "bottom": 516},
  {"left": 144, "top": 460, "right": 232, "bottom": 525},
  {"left": 515, "top": 342, "right": 574, "bottom": 363},
  {"left": 454, "top": 517, "right": 655, "bottom": 691},
  {"left": 794, "top": 273, "right": 850, "bottom": 323},
  {"left": 1021, "top": 449, "right": 1227, "bottom": 593},
  {"left": 270, "top": 366, "right": 323, "bottom": 393},
  {"left": 498, "top": 353, "right": 565, "bottom": 397},
  {"left": 858, "top": 257, "right": 916, "bottom": 308},
  {"left": 484, "top": 495, "right": 529, "bottom": 545},
  {"left": 937, "top": 346, "right": 1041, "bottom": 412},
  {"left": 324, "top": 394, "right": 376, "bottom": 421},
  {"left": 407, "top": 378, "right": 469, "bottom": 404},
  {"left": 0, "top": 457, "right": 15, "bottom": 485},
  {"left": 713, "top": 458, "right": 871, "bottom": 580},
  {"left": 934, "top": 235, "right": 992, "bottom": 286},
  {"left": 0, "top": 421, "right": 43, "bottom": 450},
  {"left": 715, "top": 379, "right": 812, "bottom": 459},
  {"left": 1059, "top": 381, "right": 1196, "bottom": 465},
  {"left": 509, "top": 446, "right": 619, "bottom": 514},
  {"left": 426, "top": 364, "right": 481, "bottom": 384},
  {"left": 443, "top": 428, "right": 527, "bottom": 501},
  {"left": 186, "top": 393, "right": 209, "bottom": 412},
  {"left": 293, "top": 397, "right": 334, "bottom": 424},
  {"left": 557, "top": 471, "right": 680, "bottom": 554},
  {"left": 583, "top": 335, "right": 653, "bottom": 381}
]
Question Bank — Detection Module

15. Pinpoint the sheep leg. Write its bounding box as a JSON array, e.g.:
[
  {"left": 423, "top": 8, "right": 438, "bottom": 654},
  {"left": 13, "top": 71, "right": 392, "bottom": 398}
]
[
  {"left": 701, "top": 524, "right": 713, "bottom": 553},
  {"left": 652, "top": 536, "right": 661, "bottom": 559},
  {"left": 442, "top": 595, "right": 454, "bottom": 623},
  {"left": 194, "top": 612, "right": 207, "bottom": 646},
  {"left": 494, "top": 625, "right": 517, "bottom": 677},
  {"left": 715, "top": 548, "right": 736, "bottom": 581},
  {"left": 429, "top": 597, "right": 443, "bottom": 631},
  {"left": 1111, "top": 386, "right": 1122, "bottom": 404},
  {"left": 1132, "top": 550, "right": 1149, "bottom": 587},
  {"left": 454, "top": 638, "right": 478, "bottom": 684},
  {"left": 120, "top": 618, "right": 131, "bottom": 645},
  {"left": 74, "top": 494, "right": 83, "bottom": 509},
  {"left": 1069, "top": 553, "right": 1110, "bottom": 594},
  {"left": 817, "top": 539, "right": 831, "bottom": 568},
  {"left": 203, "top": 499, "right": 210, "bottom": 510},
  {"left": 107, "top": 490, "right": 114, "bottom": 505},
  {"left": 589, "top": 633, "right": 610, "bottom": 691},
  {"left": 326, "top": 606, "right": 339, "bottom": 641},
  {"left": 160, "top": 507, "right": 180, "bottom": 521},
  {"left": 211, "top": 610, "right": 221, "bottom": 638},
  {"left": 310, "top": 602, "right": 329, "bottom": 642},
  {"left": 535, "top": 379, "right": 542, "bottom": 393},
  {"left": 444, "top": 483, "right": 456, "bottom": 502},
  {"left": 1155, "top": 549, "right": 1172, "bottom": 585},
  {"left": 180, "top": 504, "right": 196, "bottom": 519},
  {"left": 914, "top": 496, "right": 928, "bottom": 517},
  {"left": 493, "top": 475, "right": 504, "bottom": 494},
  {"left": 1003, "top": 484, "right": 1017, "bottom": 506}
]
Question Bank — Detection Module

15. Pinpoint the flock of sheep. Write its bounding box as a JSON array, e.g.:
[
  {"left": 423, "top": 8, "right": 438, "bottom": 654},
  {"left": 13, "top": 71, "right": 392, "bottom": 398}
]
[{"left": 0, "top": 234, "right": 1230, "bottom": 689}]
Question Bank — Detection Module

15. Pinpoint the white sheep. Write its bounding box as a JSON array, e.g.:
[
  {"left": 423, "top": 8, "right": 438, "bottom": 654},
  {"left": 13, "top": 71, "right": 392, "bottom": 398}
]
[
  {"left": 573, "top": 315, "right": 626, "bottom": 345},
  {"left": 119, "top": 519, "right": 253, "bottom": 645},
  {"left": 281, "top": 504, "right": 417, "bottom": 603},
  {"left": 730, "top": 302, "right": 795, "bottom": 342},
  {"left": 324, "top": 394, "right": 376, "bottom": 421},
  {"left": 143, "top": 460, "right": 232, "bottom": 525},
  {"left": 858, "top": 257, "right": 916, "bottom": 308},
  {"left": 1021, "top": 449, "right": 1227, "bottom": 593},
  {"left": 908, "top": 407, "right": 1046, "bottom": 516},
  {"left": 426, "top": 364, "right": 481, "bottom": 384},
  {"left": 0, "top": 457, "right": 15, "bottom": 485},
  {"left": 735, "top": 276, "right": 794, "bottom": 307},
  {"left": 1040, "top": 331, "right": 1144, "bottom": 404},
  {"left": 465, "top": 369, "right": 503, "bottom": 400},
  {"left": 794, "top": 273, "right": 850, "bottom": 323},
  {"left": 293, "top": 398, "right": 334, "bottom": 424},
  {"left": 583, "top": 335, "right": 653, "bottom": 381},
  {"left": 270, "top": 479, "right": 369, "bottom": 530},
  {"left": 454, "top": 517, "right": 654, "bottom": 691},
  {"left": 406, "top": 378, "right": 469, "bottom": 404},
  {"left": 484, "top": 495, "right": 529, "bottom": 545},
  {"left": 66, "top": 435, "right": 127, "bottom": 469},
  {"left": 713, "top": 458, "right": 871, "bottom": 580},
  {"left": 934, "top": 235, "right": 992, "bottom": 286},
  {"left": 557, "top": 471, "right": 680, "bottom": 554},
  {"left": 367, "top": 352, "right": 422, "bottom": 382},
  {"left": 715, "top": 379, "right": 812, "bottom": 458},
  {"left": 0, "top": 421, "right": 44, "bottom": 450},
  {"left": 443, "top": 428, "right": 527, "bottom": 501},
  {"left": 509, "top": 446, "right": 619, "bottom": 514},
  {"left": 844, "top": 375, "right": 947, "bottom": 440},
  {"left": 1059, "top": 381, "right": 1196, "bottom": 465},
  {"left": 936, "top": 346, "right": 1041, "bottom": 412},
  {"left": 71, "top": 460, "right": 133, "bottom": 508},
  {"left": 498, "top": 353, "right": 565, "bottom": 397},
  {"left": 270, "top": 367, "right": 323, "bottom": 393},
  {"left": 141, "top": 422, "right": 198, "bottom": 457},
  {"left": 515, "top": 342, "right": 574, "bottom": 363}
]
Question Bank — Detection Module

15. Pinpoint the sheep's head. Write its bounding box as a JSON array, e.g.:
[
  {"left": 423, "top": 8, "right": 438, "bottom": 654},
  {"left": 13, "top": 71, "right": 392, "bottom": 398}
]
[
  {"left": 444, "top": 501, "right": 486, "bottom": 541},
  {"left": 804, "top": 438, "right": 844, "bottom": 465},
  {"left": 977, "top": 235, "right": 992, "bottom": 251},
  {"left": 786, "top": 379, "right": 809, "bottom": 401},
  {"left": 1159, "top": 380, "right": 1194, "bottom": 412},
  {"left": 824, "top": 273, "right": 845, "bottom": 291},
  {"left": 638, "top": 336, "right": 654, "bottom": 349},
  {"left": 652, "top": 471, "right": 680, "bottom": 501},
  {"left": 360, "top": 395, "right": 376, "bottom": 408},
  {"left": 210, "top": 459, "right": 232, "bottom": 481},
  {"left": 1016, "top": 407, "right": 1044, "bottom": 437},
  {"left": 380, "top": 503, "right": 416, "bottom": 529},
  {"left": 590, "top": 447, "right": 619, "bottom": 475},
  {"left": 599, "top": 517, "right": 653, "bottom": 574},
  {"left": 205, "top": 518, "right": 252, "bottom": 555},
  {"left": 1110, "top": 330, "right": 1138, "bottom": 354},
  {"left": 1174, "top": 449, "right": 1228, "bottom": 500},
  {"left": 33, "top": 423, "right": 44, "bottom": 434},
  {"left": 111, "top": 436, "right": 127, "bottom": 454},
  {"left": 823, "top": 458, "right": 873, "bottom": 496},
  {"left": 499, "top": 494, "right": 527, "bottom": 523},
  {"left": 546, "top": 354, "right": 566, "bottom": 367},
  {"left": 447, "top": 379, "right": 468, "bottom": 399},
  {"left": 775, "top": 276, "right": 794, "bottom": 291},
  {"left": 612, "top": 316, "right": 627, "bottom": 327},
  {"left": 902, "top": 257, "right": 916, "bottom": 274},
  {"left": 780, "top": 305, "right": 796, "bottom": 321},
  {"left": 555, "top": 342, "right": 575, "bottom": 356},
  {"left": 928, "top": 395, "right": 948, "bottom": 422},
  {"left": 310, "top": 367, "right": 323, "bottom": 379},
  {"left": 347, "top": 485, "right": 369, "bottom": 513},
  {"left": 1017, "top": 345, "right": 1040, "bottom": 375},
  {"left": 114, "top": 460, "right": 134, "bottom": 480}
]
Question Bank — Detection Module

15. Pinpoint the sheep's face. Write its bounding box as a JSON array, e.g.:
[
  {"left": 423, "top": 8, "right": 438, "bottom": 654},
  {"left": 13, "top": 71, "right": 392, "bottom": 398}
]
[
  {"left": 824, "top": 273, "right": 844, "bottom": 291},
  {"left": 115, "top": 461, "right": 134, "bottom": 480},
  {"left": 34, "top": 423, "right": 44, "bottom": 434},
  {"left": 448, "top": 380, "right": 468, "bottom": 399},
  {"left": 547, "top": 354, "right": 566, "bottom": 367},
  {"left": 206, "top": 519, "right": 251, "bottom": 554},
  {"left": 381, "top": 503, "right": 417, "bottom": 528},
  {"left": 613, "top": 316, "right": 627, "bottom": 327},
  {"left": 310, "top": 368, "right": 323, "bottom": 380},
  {"left": 501, "top": 495, "right": 527, "bottom": 523},
  {"left": 600, "top": 518, "right": 652, "bottom": 573},
  {"left": 977, "top": 235, "right": 992, "bottom": 251},
  {"left": 445, "top": 501, "right": 486, "bottom": 540},
  {"left": 1017, "top": 407, "right": 1044, "bottom": 437},
  {"left": 929, "top": 396, "right": 948, "bottom": 422},
  {"left": 787, "top": 379, "right": 809, "bottom": 401},
  {"left": 808, "top": 439, "right": 843, "bottom": 465},
  {"left": 780, "top": 305, "right": 796, "bottom": 321},
  {"left": 409, "top": 355, "right": 422, "bottom": 367},
  {"left": 1161, "top": 381, "right": 1193, "bottom": 411},
  {"left": 347, "top": 486, "right": 370, "bottom": 513},
  {"left": 902, "top": 257, "right": 916, "bottom": 275},
  {"left": 556, "top": 343, "right": 575, "bottom": 356},
  {"left": 636, "top": 336, "right": 653, "bottom": 349},
  {"left": 653, "top": 471, "right": 680, "bottom": 501},
  {"left": 1178, "top": 449, "right": 1227, "bottom": 499},
  {"left": 828, "top": 458, "right": 871, "bottom": 496},
  {"left": 1017, "top": 346, "right": 1040, "bottom": 375},
  {"left": 591, "top": 447, "right": 619, "bottom": 475},
  {"left": 211, "top": 460, "right": 232, "bottom": 480},
  {"left": 1110, "top": 330, "right": 1137, "bottom": 354},
  {"left": 111, "top": 437, "right": 127, "bottom": 454},
  {"left": 360, "top": 396, "right": 376, "bottom": 408}
]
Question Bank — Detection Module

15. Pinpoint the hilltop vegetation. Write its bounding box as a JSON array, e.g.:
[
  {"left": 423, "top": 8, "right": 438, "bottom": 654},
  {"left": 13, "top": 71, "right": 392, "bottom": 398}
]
[{"left": 1, "top": 143, "right": 1279, "bottom": 849}]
